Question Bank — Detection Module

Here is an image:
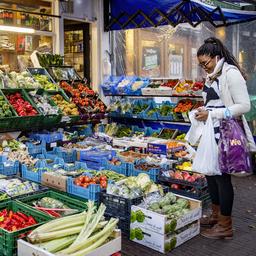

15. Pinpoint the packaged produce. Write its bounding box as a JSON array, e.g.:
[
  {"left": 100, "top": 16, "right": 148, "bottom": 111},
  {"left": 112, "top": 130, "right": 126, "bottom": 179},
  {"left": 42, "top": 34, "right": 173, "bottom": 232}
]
[
  {"left": 29, "top": 92, "right": 59, "bottom": 115},
  {"left": 0, "top": 178, "right": 41, "bottom": 197},
  {"left": 51, "top": 94, "right": 79, "bottom": 116},
  {"left": 27, "top": 202, "right": 119, "bottom": 255},
  {"left": 7, "top": 150, "right": 37, "bottom": 166},
  {"left": 1, "top": 139, "right": 26, "bottom": 152},
  {"left": 86, "top": 170, "right": 126, "bottom": 182},
  {"left": 33, "top": 197, "right": 78, "bottom": 217},
  {"left": 6, "top": 92, "right": 38, "bottom": 116},
  {"left": 0, "top": 209, "right": 37, "bottom": 231}
]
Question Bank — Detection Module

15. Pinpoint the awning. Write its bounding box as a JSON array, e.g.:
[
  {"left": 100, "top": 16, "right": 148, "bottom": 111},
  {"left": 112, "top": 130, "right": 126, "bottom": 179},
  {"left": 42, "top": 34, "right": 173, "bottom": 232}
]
[{"left": 105, "top": 0, "right": 256, "bottom": 31}]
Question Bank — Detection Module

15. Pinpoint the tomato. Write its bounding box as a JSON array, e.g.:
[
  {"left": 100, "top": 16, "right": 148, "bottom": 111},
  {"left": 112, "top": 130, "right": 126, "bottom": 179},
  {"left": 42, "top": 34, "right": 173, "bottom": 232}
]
[
  {"left": 90, "top": 181, "right": 96, "bottom": 185},
  {"left": 82, "top": 183, "right": 89, "bottom": 188},
  {"left": 100, "top": 180, "right": 107, "bottom": 189},
  {"left": 84, "top": 176, "right": 91, "bottom": 183},
  {"left": 99, "top": 175, "right": 107, "bottom": 182}
]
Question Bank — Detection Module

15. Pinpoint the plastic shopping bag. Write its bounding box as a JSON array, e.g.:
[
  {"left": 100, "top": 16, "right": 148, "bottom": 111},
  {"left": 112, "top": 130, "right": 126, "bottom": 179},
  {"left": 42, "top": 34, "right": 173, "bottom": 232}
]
[
  {"left": 192, "top": 112, "right": 221, "bottom": 176},
  {"left": 219, "top": 118, "right": 252, "bottom": 175}
]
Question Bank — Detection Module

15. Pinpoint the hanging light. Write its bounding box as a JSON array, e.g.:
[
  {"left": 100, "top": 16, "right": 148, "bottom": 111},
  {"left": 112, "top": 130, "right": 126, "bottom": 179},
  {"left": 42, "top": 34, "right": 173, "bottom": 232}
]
[{"left": 0, "top": 25, "right": 35, "bottom": 34}]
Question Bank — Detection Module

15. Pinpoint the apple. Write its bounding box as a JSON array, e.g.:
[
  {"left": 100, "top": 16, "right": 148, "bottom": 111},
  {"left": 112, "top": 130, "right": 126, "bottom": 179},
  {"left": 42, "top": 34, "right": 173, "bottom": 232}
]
[
  {"left": 171, "top": 184, "right": 180, "bottom": 189},
  {"left": 182, "top": 171, "right": 191, "bottom": 181},
  {"left": 174, "top": 171, "right": 183, "bottom": 180},
  {"left": 187, "top": 176, "right": 196, "bottom": 183}
]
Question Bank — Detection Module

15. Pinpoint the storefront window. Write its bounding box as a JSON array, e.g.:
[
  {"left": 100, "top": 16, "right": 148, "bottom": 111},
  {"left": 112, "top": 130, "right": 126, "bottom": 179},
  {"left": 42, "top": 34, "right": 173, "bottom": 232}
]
[{"left": 111, "top": 22, "right": 256, "bottom": 85}]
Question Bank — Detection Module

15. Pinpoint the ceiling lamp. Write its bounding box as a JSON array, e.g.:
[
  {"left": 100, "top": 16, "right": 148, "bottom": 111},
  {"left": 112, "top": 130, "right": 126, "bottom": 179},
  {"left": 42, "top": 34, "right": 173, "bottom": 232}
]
[{"left": 0, "top": 25, "right": 35, "bottom": 34}]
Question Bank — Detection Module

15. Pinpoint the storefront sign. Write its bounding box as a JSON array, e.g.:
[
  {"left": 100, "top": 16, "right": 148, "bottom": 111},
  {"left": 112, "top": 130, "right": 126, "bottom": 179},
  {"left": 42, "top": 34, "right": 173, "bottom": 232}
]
[
  {"left": 142, "top": 47, "right": 160, "bottom": 77},
  {"left": 148, "top": 143, "right": 167, "bottom": 155}
]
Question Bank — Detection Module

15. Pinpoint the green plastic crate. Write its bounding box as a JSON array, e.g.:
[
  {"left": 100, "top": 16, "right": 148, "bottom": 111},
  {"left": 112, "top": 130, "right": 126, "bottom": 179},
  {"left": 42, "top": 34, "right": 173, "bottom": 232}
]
[
  {"left": 25, "top": 89, "right": 62, "bottom": 128},
  {"left": 0, "top": 90, "right": 19, "bottom": 130},
  {"left": 2, "top": 88, "right": 44, "bottom": 130},
  {"left": 47, "top": 89, "right": 80, "bottom": 124},
  {"left": 0, "top": 200, "right": 52, "bottom": 256},
  {"left": 17, "top": 190, "right": 87, "bottom": 218}
]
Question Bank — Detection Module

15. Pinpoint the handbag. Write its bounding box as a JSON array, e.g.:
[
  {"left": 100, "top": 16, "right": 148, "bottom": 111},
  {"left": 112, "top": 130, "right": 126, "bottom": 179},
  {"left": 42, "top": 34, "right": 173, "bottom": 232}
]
[{"left": 218, "top": 115, "right": 252, "bottom": 175}]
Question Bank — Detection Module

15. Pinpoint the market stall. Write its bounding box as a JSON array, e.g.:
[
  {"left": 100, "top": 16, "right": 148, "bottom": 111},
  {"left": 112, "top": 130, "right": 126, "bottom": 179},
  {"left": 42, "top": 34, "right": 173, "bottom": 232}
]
[{"left": 0, "top": 0, "right": 255, "bottom": 256}]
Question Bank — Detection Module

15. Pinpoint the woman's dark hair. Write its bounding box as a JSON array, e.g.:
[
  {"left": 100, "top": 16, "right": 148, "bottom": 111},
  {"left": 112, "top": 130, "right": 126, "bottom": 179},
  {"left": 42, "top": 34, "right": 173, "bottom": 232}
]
[{"left": 197, "top": 37, "right": 247, "bottom": 80}]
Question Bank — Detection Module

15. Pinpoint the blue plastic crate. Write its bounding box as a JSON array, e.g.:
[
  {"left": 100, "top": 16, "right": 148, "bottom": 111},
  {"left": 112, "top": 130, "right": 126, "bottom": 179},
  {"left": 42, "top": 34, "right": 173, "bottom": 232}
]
[
  {"left": 63, "top": 161, "right": 88, "bottom": 171},
  {"left": 0, "top": 159, "right": 19, "bottom": 176},
  {"left": 80, "top": 159, "right": 104, "bottom": 170},
  {"left": 103, "top": 159, "right": 128, "bottom": 176},
  {"left": 145, "top": 127, "right": 161, "bottom": 137},
  {"left": 67, "top": 177, "right": 101, "bottom": 201},
  {"left": 26, "top": 141, "right": 46, "bottom": 157},
  {"left": 157, "top": 102, "right": 176, "bottom": 121},
  {"left": 101, "top": 76, "right": 124, "bottom": 96},
  {"left": 43, "top": 148, "right": 77, "bottom": 163},
  {"left": 29, "top": 131, "right": 63, "bottom": 143},
  {"left": 127, "top": 78, "right": 150, "bottom": 96},
  {"left": 114, "top": 76, "right": 137, "bottom": 95},
  {"left": 21, "top": 160, "right": 47, "bottom": 183}
]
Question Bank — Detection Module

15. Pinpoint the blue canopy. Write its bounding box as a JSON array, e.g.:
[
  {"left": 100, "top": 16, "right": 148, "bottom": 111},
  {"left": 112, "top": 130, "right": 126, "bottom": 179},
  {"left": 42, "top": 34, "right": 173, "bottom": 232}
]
[{"left": 105, "top": 0, "right": 256, "bottom": 31}]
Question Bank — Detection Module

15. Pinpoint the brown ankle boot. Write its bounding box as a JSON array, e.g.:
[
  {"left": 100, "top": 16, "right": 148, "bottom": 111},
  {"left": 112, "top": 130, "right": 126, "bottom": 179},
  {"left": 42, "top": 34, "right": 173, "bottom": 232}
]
[
  {"left": 201, "top": 214, "right": 233, "bottom": 240},
  {"left": 200, "top": 204, "right": 219, "bottom": 227}
]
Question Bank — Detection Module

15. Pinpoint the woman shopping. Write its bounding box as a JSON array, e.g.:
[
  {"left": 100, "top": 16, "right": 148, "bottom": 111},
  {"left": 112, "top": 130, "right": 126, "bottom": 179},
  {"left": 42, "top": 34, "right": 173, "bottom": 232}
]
[{"left": 195, "top": 37, "right": 256, "bottom": 239}]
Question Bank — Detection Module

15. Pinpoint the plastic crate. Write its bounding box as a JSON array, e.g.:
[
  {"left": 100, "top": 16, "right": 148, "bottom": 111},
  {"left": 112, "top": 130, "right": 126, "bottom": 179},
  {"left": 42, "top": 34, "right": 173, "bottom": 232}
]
[
  {"left": 2, "top": 89, "right": 43, "bottom": 130},
  {"left": 103, "top": 159, "right": 128, "bottom": 176},
  {"left": 36, "top": 152, "right": 65, "bottom": 169},
  {"left": 0, "top": 200, "right": 52, "bottom": 256},
  {"left": 26, "top": 141, "right": 46, "bottom": 157},
  {"left": 99, "top": 192, "right": 144, "bottom": 219},
  {"left": 105, "top": 213, "right": 130, "bottom": 235},
  {"left": 29, "top": 131, "right": 63, "bottom": 144},
  {"left": 63, "top": 161, "right": 88, "bottom": 172},
  {"left": 67, "top": 177, "right": 101, "bottom": 201},
  {"left": 0, "top": 192, "right": 10, "bottom": 203},
  {"left": 43, "top": 148, "right": 77, "bottom": 163},
  {"left": 21, "top": 160, "right": 47, "bottom": 183},
  {"left": 0, "top": 158, "right": 19, "bottom": 176},
  {"left": 18, "top": 190, "right": 87, "bottom": 217},
  {"left": 157, "top": 101, "right": 176, "bottom": 121}
]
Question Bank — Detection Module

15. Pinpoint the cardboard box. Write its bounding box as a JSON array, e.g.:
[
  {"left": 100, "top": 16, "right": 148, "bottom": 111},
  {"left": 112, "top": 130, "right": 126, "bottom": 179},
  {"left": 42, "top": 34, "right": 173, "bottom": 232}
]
[
  {"left": 18, "top": 230, "right": 121, "bottom": 256},
  {"left": 131, "top": 195, "right": 201, "bottom": 234},
  {"left": 41, "top": 172, "right": 67, "bottom": 192},
  {"left": 141, "top": 87, "right": 156, "bottom": 95},
  {"left": 154, "top": 87, "right": 173, "bottom": 96},
  {"left": 130, "top": 221, "right": 200, "bottom": 253}
]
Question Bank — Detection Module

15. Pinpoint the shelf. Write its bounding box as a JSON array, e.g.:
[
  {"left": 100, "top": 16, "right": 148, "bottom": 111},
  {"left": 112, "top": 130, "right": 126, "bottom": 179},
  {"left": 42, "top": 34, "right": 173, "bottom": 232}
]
[
  {"left": 105, "top": 94, "right": 203, "bottom": 98},
  {"left": 109, "top": 115, "right": 191, "bottom": 125}
]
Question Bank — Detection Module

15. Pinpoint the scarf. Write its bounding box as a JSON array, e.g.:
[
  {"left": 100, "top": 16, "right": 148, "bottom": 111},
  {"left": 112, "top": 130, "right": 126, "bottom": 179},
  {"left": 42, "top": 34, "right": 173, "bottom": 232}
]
[{"left": 206, "top": 57, "right": 225, "bottom": 85}]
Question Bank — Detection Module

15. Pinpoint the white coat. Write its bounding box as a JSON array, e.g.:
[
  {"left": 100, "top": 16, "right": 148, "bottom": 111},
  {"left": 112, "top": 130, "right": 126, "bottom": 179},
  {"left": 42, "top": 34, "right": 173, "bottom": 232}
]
[{"left": 210, "top": 62, "right": 256, "bottom": 152}]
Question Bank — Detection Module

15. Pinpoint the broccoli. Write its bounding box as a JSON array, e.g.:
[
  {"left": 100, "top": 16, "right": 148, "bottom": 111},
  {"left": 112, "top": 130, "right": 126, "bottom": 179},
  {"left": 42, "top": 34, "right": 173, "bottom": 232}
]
[
  {"left": 130, "top": 229, "right": 136, "bottom": 240},
  {"left": 135, "top": 227, "right": 144, "bottom": 240},
  {"left": 130, "top": 211, "right": 136, "bottom": 223},
  {"left": 136, "top": 210, "right": 145, "bottom": 223}
]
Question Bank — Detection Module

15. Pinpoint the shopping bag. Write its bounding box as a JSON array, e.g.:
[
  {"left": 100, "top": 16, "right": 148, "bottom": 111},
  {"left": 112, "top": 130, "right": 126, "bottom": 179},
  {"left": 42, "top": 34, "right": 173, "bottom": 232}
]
[
  {"left": 218, "top": 118, "right": 252, "bottom": 175},
  {"left": 192, "top": 112, "right": 221, "bottom": 176}
]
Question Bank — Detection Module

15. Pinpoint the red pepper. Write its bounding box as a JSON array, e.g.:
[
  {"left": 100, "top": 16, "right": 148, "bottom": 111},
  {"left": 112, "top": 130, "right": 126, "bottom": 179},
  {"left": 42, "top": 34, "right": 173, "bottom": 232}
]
[
  {"left": 27, "top": 216, "right": 36, "bottom": 225},
  {"left": 16, "top": 212, "right": 29, "bottom": 221}
]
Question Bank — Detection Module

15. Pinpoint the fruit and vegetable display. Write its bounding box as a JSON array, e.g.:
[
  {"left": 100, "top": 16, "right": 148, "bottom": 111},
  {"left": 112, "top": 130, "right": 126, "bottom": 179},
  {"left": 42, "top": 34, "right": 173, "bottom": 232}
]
[
  {"left": 162, "top": 80, "right": 179, "bottom": 88},
  {"left": 161, "top": 169, "right": 205, "bottom": 184},
  {"left": 74, "top": 174, "right": 108, "bottom": 189},
  {"left": 0, "top": 95, "right": 13, "bottom": 117},
  {"left": 0, "top": 178, "right": 42, "bottom": 197},
  {"left": 4, "top": 71, "right": 41, "bottom": 89},
  {"left": 33, "top": 74, "right": 58, "bottom": 91},
  {"left": 6, "top": 92, "right": 38, "bottom": 116},
  {"left": 51, "top": 94, "right": 79, "bottom": 116},
  {"left": 159, "top": 129, "right": 176, "bottom": 139},
  {"left": 132, "top": 104, "right": 148, "bottom": 115},
  {"left": 159, "top": 104, "right": 173, "bottom": 117},
  {"left": 175, "top": 133, "right": 186, "bottom": 141},
  {"left": 7, "top": 150, "right": 37, "bottom": 166},
  {"left": 174, "top": 99, "right": 194, "bottom": 113},
  {"left": 60, "top": 81, "right": 106, "bottom": 114},
  {"left": 85, "top": 170, "right": 126, "bottom": 182},
  {"left": 134, "top": 162, "right": 165, "bottom": 172},
  {"left": 0, "top": 209, "right": 37, "bottom": 231},
  {"left": 37, "top": 53, "right": 64, "bottom": 68},
  {"left": 119, "top": 151, "right": 148, "bottom": 163},
  {"left": 1, "top": 139, "right": 26, "bottom": 152},
  {"left": 173, "top": 80, "right": 194, "bottom": 95},
  {"left": 28, "top": 92, "right": 59, "bottom": 115},
  {"left": 107, "top": 173, "right": 163, "bottom": 199},
  {"left": 131, "top": 80, "right": 146, "bottom": 91},
  {"left": 175, "top": 161, "right": 192, "bottom": 171},
  {"left": 136, "top": 192, "right": 190, "bottom": 218},
  {"left": 27, "top": 202, "right": 119, "bottom": 255},
  {"left": 32, "top": 197, "right": 78, "bottom": 217}
]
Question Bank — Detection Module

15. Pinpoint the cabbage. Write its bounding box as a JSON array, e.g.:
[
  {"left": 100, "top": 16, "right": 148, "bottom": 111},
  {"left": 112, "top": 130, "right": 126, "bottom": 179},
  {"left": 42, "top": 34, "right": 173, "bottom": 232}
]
[{"left": 136, "top": 173, "right": 151, "bottom": 190}]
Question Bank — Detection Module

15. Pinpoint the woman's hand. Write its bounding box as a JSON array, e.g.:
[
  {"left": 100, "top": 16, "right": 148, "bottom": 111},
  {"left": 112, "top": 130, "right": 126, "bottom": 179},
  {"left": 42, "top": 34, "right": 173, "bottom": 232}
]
[{"left": 195, "top": 109, "right": 209, "bottom": 121}]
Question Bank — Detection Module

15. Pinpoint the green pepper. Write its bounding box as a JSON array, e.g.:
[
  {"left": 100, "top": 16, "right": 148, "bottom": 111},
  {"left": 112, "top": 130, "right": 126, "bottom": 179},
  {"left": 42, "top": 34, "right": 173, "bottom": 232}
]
[{"left": 2, "top": 103, "right": 10, "bottom": 111}]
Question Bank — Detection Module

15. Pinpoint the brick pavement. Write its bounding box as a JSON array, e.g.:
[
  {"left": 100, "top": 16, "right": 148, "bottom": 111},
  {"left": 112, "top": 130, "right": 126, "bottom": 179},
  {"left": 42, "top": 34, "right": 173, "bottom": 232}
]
[{"left": 122, "top": 175, "right": 256, "bottom": 256}]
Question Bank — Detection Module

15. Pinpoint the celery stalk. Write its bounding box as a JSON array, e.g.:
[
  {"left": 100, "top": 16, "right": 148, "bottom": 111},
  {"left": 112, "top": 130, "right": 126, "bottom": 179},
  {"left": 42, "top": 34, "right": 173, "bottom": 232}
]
[{"left": 58, "top": 218, "right": 118, "bottom": 255}]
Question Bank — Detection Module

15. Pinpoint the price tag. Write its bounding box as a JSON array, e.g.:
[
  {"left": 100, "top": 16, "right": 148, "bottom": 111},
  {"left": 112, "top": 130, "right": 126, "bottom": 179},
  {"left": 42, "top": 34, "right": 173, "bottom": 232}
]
[
  {"left": 148, "top": 143, "right": 167, "bottom": 155},
  {"left": 61, "top": 116, "right": 71, "bottom": 122},
  {"left": 50, "top": 142, "right": 57, "bottom": 148}
]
